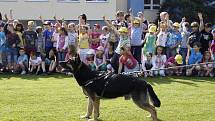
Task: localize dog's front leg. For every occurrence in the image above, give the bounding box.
[80,98,93,119]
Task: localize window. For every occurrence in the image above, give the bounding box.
[25,0,48,1]
[58,0,79,2]
[144,0,161,10]
[86,0,107,2]
[0,0,17,1]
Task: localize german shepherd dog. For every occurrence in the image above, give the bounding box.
[60,55,161,121]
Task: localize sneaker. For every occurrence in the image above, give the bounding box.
[21,71,26,75]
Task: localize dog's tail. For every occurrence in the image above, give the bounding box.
[147,84,161,107]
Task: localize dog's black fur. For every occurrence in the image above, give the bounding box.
[60,55,161,121]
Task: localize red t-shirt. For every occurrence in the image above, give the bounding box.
[119,54,137,69]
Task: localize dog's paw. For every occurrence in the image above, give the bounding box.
[87,119,98,121]
[80,115,90,119]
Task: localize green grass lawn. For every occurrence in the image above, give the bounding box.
[0,74,214,121]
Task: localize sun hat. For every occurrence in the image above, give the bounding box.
[175,54,183,65]
[118,27,128,33]
[173,22,180,28]
[149,25,157,33]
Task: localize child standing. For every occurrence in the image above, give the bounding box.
[143,25,157,55]
[130,17,144,65]
[68,23,78,47]
[56,27,69,61]
[36,26,45,54]
[95,46,107,71]
[152,46,167,76]
[0,25,6,65]
[100,26,109,48]
[90,24,101,50]
[22,21,37,54]
[156,21,168,48]
[78,25,90,64]
[5,23,20,71]
[165,22,182,59]
[14,23,24,48]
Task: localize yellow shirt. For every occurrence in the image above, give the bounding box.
[79,33,89,49]
[16,31,25,47]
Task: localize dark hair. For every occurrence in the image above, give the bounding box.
[0,12,2,20]
[80,14,87,23]
[14,23,24,32]
[82,25,89,31]
[205,23,212,28]
[19,47,25,51]
[124,14,130,21]
[60,27,68,36]
[155,46,164,55]
[68,45,77,55]
[108,41,114,50]
[146,52,153,57]
[193,42,201,48]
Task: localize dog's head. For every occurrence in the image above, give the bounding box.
[60,54,82,73]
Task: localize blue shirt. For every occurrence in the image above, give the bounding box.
[43,29,54,48]
[188,48,203,65]
[166,31,182,47]
[0,32,6,47]
[131,25,143,46]
[18,54,28,63]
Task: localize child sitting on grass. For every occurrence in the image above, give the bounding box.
[16,48,28,75]
[199,51,214,77]
[29,51,42,75]
[165,53,183,76]
[186,42,203,76]
[142,52,153,77]
[152,46,167,77]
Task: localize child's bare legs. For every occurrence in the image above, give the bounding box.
[49,61,57,72]
[41,61,46,73]
[205,68,214,77]
[36,65,41,75]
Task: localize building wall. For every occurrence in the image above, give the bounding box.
[116,0,127,12]
[144,10,159,22]
[0,0,117,20]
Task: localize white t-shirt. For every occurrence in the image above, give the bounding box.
[68,32,78,46]
[30,57,42,65]
[156,31,168,47]
[52,32,59,47]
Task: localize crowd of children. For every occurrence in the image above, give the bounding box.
[0,10,214,77]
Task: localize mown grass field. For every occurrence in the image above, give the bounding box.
[0,74,214,121]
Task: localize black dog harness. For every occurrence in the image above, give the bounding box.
[83,72,114,97]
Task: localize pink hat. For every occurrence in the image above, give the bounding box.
[97,46,104,51]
